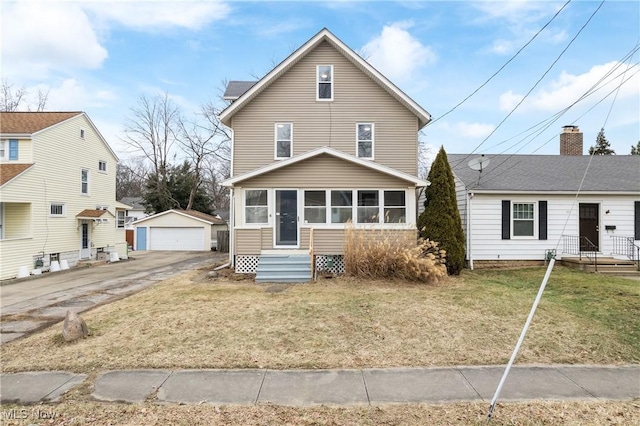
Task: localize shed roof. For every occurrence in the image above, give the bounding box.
[0,163,34,186]
[449,154,640,193]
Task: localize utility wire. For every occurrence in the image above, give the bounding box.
[428,0,572,126]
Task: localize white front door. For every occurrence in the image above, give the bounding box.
[80,222,91,259]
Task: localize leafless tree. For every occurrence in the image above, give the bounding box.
[116,160,148,200]
[0,79,49,112]
[176,99,231,210]
[121,93,181,210]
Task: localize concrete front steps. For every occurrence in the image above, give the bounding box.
[255,251,312,283]
[561,256,640,277]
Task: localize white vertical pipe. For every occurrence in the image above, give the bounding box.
[487,258,556,421]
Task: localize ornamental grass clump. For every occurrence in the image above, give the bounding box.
[343,225,447,282]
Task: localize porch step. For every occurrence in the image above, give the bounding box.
[561,256,639,276]
[255,254,312,284]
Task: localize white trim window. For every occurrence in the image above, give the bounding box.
[304,190,326,224]
[356,123,374,159]
[245,189,268,224]
[330,190,352,223]
[1,139,19,160]
[0,140,6,160]
[98,160,107,172]
[317,65,333,101]
[117,210,126,228]
[275,123,292,159]
[512,202,535,237]
[357,190,379,223]
[81,169,89,195]
[50,203,65,217]
[383,191,406,223]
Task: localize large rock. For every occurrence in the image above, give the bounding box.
[62,310,89,342]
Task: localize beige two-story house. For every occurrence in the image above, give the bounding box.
[221,28,431,281]
[0,112,128,280]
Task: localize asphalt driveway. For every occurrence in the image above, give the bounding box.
[0,251,227,344]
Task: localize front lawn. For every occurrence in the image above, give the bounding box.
[2,265,638,373]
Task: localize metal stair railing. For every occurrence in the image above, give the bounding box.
[611,235,640,271]
[561,235,599,272]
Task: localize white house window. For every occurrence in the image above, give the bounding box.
[275,123,292,159]
[357,190,379,223]
[96,205,108,210]
[80,129,85,138]
[81,169,89,194]
[384,191,406,223]
[0,140,6,160]
[50,203,65,217]
[331,190,352,223]
[117,210,126,228]
[245,190,268,224]
[513,203,535,236]
[317,65,333,101]
[357,123,374,159]
[304,191,326,224]
[98,161,107,172]
[1,139,18,160]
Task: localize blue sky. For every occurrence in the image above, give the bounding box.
[2,0,639,160]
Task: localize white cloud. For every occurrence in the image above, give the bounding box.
[500,61,640,112]
[1,2,108,79]
[46,79,117,111]
[85,1,230,31]
[360,22,436,83]
[455,122,496,139]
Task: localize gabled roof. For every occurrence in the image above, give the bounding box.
[219,28,431,128]
[223,81,257,101]
[0,111,119,161]
[134,209,226,225]
[119,197,146,211]
[223,146,429,187]
[0,112,82,134]
[449,154,640,193]
[0,163,34,187]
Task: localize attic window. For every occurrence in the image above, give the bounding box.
[80,129,85,138]
[317,65,333,101]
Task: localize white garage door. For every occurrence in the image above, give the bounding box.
[149,227,205,251]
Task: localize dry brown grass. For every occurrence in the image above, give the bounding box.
[1,400,638,425]
[1,266,638,373]
[343,226,446,282]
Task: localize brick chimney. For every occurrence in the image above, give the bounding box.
[560,125,583,155]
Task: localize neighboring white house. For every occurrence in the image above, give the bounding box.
[118,196,148,229]
[0,112,128,280]
[133,209,227,251]
[449,132,640,268]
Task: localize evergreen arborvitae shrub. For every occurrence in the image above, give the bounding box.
[417,147,466,275]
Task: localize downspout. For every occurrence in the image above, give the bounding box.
[467,191,474,270]
[228,188,235,267]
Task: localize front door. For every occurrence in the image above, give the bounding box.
[80,222,91,259]
[275,190,298,246]
[579,203,599,251]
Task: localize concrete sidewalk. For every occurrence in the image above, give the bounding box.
[1,365,638,406]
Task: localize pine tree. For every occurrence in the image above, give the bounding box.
[588,128,615,155]
[417,147,466,275]
[630,141,640,155]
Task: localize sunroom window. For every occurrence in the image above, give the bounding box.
[384,191,406,223]
[245,190,268,224]
[357,190,379,223]
[331,190,352,223]
[304,191,326,223]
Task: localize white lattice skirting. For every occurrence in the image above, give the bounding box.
[315,255,345,275]
[235,255,260,273]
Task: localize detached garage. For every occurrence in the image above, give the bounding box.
[134,209,227,251]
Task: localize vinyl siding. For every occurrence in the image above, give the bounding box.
[241,154,413,188]
[466,193,640,261]
[0,115,120,280]
[231,41,419,176]
[235,229,262,254]
[4,203,31,238]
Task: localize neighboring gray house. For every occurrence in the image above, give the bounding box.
[118,197,147,229]
[449,127,640,268]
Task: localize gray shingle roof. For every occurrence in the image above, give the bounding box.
[119,197,145,210]
[223,81,257,100]
[448,154,640,192]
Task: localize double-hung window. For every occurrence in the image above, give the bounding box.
[331,190,352,223]
[357,123,374,159]
[98,161,107,172]
[81,169,89,194]
[512,202,535,237]
[384,191,406,223]
[245,190,268,224]
[117,211,126,228]
[275,123,292,159]
[304,191,326,224]
[1,140,18,160]
[317,65,333,101]
[357,190,379,223]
